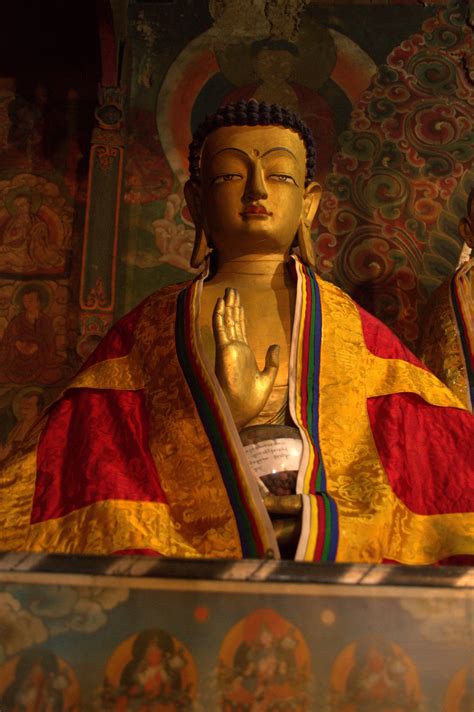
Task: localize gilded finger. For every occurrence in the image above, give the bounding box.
[223,290,237,340]
[240,304,248,343]
[233,290,243,341]
[212,297,229,345]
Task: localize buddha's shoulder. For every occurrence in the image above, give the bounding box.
[100,282,191,345]
[314,272,358,308]
[139,280,192,310]
[124,281,190,316]
[313,272,405,344]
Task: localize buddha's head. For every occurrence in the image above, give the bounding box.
[184,100,321,267]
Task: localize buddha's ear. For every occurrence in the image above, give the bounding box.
[302,181,322,225]
[297,181,322,268]
[184,180,209,269]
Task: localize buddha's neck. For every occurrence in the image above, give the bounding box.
[211,254,291,290]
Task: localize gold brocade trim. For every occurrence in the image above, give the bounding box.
[67,349,146,391]
[133,287,243,559]
[366,354,466,409]
[316,277,474,564]
[0,449,38,550]
[340,500,474,565]
[24,500,239,558]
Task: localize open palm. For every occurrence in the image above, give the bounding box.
[213,288,280,430]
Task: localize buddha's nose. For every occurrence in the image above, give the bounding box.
[243,165,268,202]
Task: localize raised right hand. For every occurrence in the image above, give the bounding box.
[213,288,280,430]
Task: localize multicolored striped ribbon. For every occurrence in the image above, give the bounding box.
[291,260,339,562]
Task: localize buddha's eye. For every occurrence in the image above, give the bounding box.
[268,174,297,185]
[212,174,243,184]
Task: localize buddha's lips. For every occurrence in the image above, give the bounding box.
[240,205,271,216]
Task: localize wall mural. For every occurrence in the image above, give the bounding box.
[0,83,86,454]
[0,275,77,451]
[0,0,99,452]
[116,0,471,353]
[0,567,471,711]
[0,174,72,277]
[315,2,473,345]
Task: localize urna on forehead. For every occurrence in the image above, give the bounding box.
[188,99,316,185]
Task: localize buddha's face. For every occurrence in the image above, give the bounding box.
[187,125,319,261]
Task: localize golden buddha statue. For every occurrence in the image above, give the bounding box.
[0,100,472,564]
[418,188,473,412]
[184,117,322,553]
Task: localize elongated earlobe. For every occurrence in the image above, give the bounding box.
[190,225,210,268]
[185,179,211,269]
[297,220,316,268]
[297,181,322,268]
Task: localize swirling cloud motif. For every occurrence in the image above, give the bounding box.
[69,598,107,634]
[0,593,47,660]
[29,585,78,619]
[315,2,473,347]
[78,586,129,611]
[399,596,468,643]
[0,584,129,656]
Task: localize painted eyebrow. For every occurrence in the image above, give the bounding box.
[212,146,297,160]
[212,147,249,159]
[262,146,297,159]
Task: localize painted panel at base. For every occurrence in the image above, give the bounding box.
[0,563,471,711]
